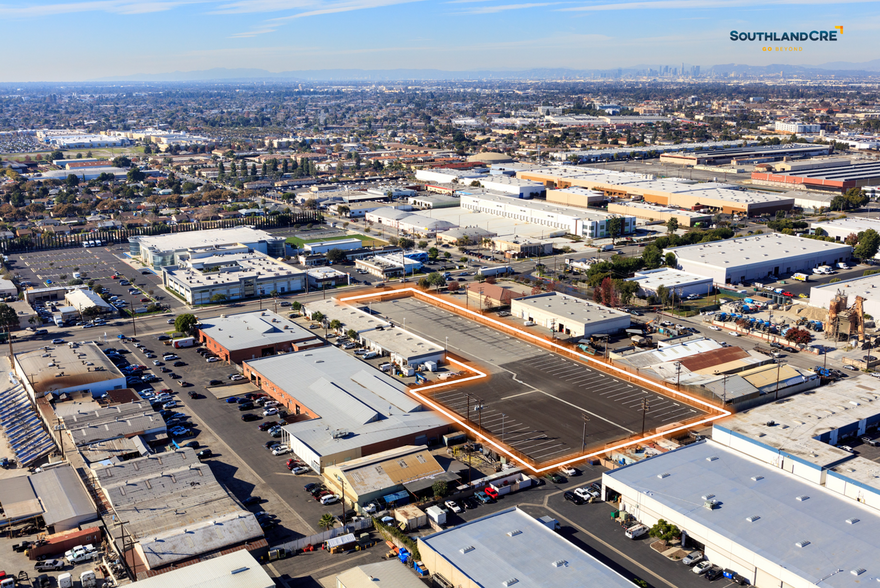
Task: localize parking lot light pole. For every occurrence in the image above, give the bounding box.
[129,298,137,337]
[640,398,650,437]
[581,414,590,453]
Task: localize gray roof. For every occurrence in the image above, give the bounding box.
[667,233,852,269]
[246,346,448,458]
[62,401,165,446]
[199,310,314,351]
[336,560,426,588]
[605,440,880,588]
[93,448,262,569]
[30,465,95,527]
[512,292,630,324]
[419,507,633,588]
[121,550,274,588]
[16,342,125,396]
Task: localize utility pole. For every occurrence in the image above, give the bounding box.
[501,413,506,444]
[640,398,651,437]
[129,298,137,337]
[581,414,590,453]
[775,359,784,400]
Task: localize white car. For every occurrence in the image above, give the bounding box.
[163,354,179,361]
[272,445,290,456]
[292,466,310,475]
[575,487,598,500]
[692,561,712,575]
[560,466,577,476]
[730,332,740,337]
[709,325,721,331]
[263,407,279,416]
[363,502,379,514]
[206,357,219,363]
[320,494,340,505]
[445,499,462,513]
[230,374,245,381]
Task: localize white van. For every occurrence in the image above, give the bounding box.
[625,523,649,539]
[57,573,73,588]
[363,351,379,360]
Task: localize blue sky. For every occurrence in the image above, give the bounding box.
[0,0,877,81]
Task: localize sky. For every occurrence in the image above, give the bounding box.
[0,0,878,81]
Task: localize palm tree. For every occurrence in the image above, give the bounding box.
[319,513,336,531]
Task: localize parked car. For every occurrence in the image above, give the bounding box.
[197,449,213,460]
[272,445,290,456]
[475,491,494,504]
[862,436,880,447]
[320,494,340,505]
[484,486,499,500]
[564,491,585,505]
[682,551,704,566]
[693,561,713,575]
[34,559,65,572]
[560,466,577,476]
[704,566,723,581]
[445,499,463,513]
[209,379,223,386]
[259,421,279,431]
[263,407,279,416]
[241,413,260,421]
[243,496,262,505]
[545,473,567,484]
[292,466,310,475]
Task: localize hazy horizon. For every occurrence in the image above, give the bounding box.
[0,0,878,82]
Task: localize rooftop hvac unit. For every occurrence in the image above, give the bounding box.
[703,499,719,510]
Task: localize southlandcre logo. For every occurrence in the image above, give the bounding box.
[731,26,842,42]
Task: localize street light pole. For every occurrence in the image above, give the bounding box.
[129,297,137,337]
[640,398,650,436]
[581,414,590,453]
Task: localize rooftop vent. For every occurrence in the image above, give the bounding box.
[460,546,475,554]
[703,499,719,510]
[795,540,810,548]
[746,515,760,523]
[851,568,866,576]
[507,530,522,537]
[701,494,715,500]
[796,495,809,502]
[551,560,568,568]
[502,580,519,587]
[657,473,670,479]
[706,456,718,462]
[846,518,860,525]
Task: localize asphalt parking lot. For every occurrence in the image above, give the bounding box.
[369,298,707,465]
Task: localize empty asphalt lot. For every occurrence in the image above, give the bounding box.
[371,298,707,464]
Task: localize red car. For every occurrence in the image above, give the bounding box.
[484,486,499,500]
[781,291,793,297]
[141,297,151,303]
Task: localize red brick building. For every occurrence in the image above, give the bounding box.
[198,310,323,364]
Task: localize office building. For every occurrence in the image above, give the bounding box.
[198,310,322,363]
[129,227,286,269]
[511,292,631,338]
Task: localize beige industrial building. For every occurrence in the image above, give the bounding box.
[607,201,713,227]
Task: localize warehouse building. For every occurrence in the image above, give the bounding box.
[321,445,456,512]
[61,401,166,447]
[242,346,451,472]
[478,176,546,198]
[64,288,113,315]
[414,168,487,184]
[810,273,880,319]
[712,377,880,510]
[199,310,322,363]
[810,216,880,241]
[130,226,286,268]
[162,250,305,305]
[511,292,631,338]
[607,201,713,228]
[129,550,274,588]
[365,208,456,235]
[521,166,794,216]
[0,463,97,533]
[658,143,832,166]
[627,268,714,298]
[665,233,852,285]
[355,254,422,279]
[545,186,607,207]
[303,299,445,367]
[93,448,264,572]
[418,507,634,588]
[302,238,364,254]
[603,439,880,588]
[460,192,636,239]
[752,160,880,194]
[14,343,126,400]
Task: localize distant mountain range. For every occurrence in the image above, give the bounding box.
[92,60,880,82]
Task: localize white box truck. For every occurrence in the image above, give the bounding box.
[172,337,195,348]
[477,265,513,277]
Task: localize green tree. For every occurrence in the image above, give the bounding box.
[319,513,336,530]
[648,519,681,542]
[398,237,415,249]
[642,245,662,269]
[616,280,640,306]
[175,313,199,334]
[426,272,447,291]
[66,174,80,188]
[325,248,346,264]
[329,319,342,331]
[606,216,623,244]
[432,481,448,498]
[657,284,671,308]
[311,311,325,322]
[112,156,132,168]
[346,328,358,340]
[0,303,19,333]
[210,293,228,303]
[291,301,302,313]
[854,229,880,261]
[427,247,439,261]
[127,167,145,182]
[665,252,678,267]
[666,217,679,235]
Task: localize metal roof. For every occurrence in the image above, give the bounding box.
[199,310,314,351]
[30,465,95,527]
[419,507,633,588]
[125,550,274,588]
[667,233,851,269]
[605,440,880,588]
[336,560,426,588]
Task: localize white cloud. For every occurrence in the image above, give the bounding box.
[0,0,205,17]
[458,2,560,14]
[561,0,877,12]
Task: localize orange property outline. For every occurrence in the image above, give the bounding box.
[338,286,731,474]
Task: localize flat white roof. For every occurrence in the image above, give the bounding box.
[462,191,629,223]
[513,292,630,324]
[133,226,278,252]
[125,551,273,588]
[811,217,880,235]
[420,507,633,588]
[668,233,851,268]
[165,251,303,288]
[199,310,313,351]
[611,200,711,218]
[628,268,714,291]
